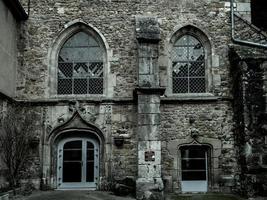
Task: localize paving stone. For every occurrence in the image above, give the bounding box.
[15,191,135,200]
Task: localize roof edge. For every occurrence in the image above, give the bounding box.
[0,91,15,103]
[3,0,28,21]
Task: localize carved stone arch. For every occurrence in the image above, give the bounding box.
[47,20,111,98]
[168,24,214,51]
[42,111,105,189]
[165,24,213,96]
[47,111,105,143]
[177,139,212,151]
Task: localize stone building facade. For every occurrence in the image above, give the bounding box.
[0,0,267,199]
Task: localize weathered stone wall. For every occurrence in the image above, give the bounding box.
[160,102,233,141]
[35,102,137,189]
[5,0,267,197]
[16,0,233,99]
[14,0,243,195]
[111,104,137,180]
[230,48,267,197]
[0,101,137,189]
[234,14,267,45]
[160,101,237,192]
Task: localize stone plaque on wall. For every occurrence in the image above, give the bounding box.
[145,151,155,162]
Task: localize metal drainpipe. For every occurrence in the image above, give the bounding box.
[230,0,267,49]
[28,0,30,17]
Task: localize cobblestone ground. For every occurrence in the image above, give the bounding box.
[15,190,135,200]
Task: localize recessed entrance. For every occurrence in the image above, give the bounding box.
[180,145,210,192]
[57,137,99,189]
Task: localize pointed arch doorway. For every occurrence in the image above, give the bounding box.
[57,136,99,189]
[180,145,211,192]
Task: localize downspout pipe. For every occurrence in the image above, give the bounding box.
[230,0,267,49]
[28,0,30,17]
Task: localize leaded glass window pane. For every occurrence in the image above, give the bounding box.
[172,35,206,93]
[58,32,104,95]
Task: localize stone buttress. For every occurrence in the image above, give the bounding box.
[135,16,165,200]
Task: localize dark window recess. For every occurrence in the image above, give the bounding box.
[182,171,206,181]
[180,145,209,181]
[86,142,95,182]
[64,150,82,160]
[63,162,82,182]
[262,154,267,165]
[63,141,82,182]
[86,161,94,182]
[182,159,206,170]
[251,0,267,30]
[64,141,82,149]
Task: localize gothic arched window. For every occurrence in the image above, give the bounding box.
[57,31,104,95]
[171,34,206,93]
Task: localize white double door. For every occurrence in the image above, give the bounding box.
[57,137,99,189]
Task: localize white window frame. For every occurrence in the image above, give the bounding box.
[57,137,99,189]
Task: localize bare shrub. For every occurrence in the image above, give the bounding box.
[0,104,35,189]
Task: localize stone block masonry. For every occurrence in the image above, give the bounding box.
[136,16,165,200]
[1,0,258,197]
[16,0,232,100]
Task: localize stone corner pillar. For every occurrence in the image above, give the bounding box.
[135,16,165,200]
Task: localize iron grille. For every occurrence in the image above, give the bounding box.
[57,32,104,95]
[58,62,103,95]
[172,35,206,93]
